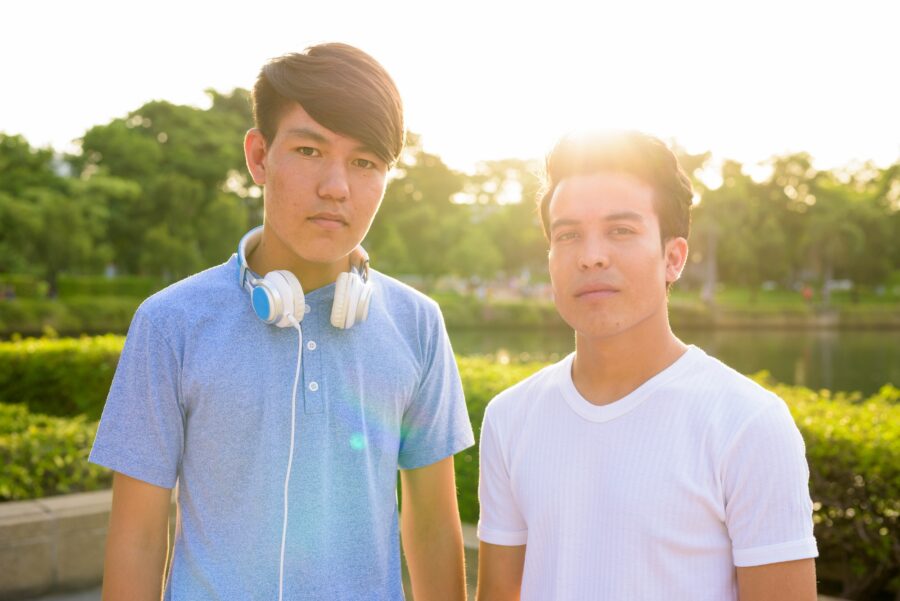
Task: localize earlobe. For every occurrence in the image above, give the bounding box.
[244,128,268,186]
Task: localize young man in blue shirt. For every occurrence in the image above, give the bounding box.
[91,43,474,600]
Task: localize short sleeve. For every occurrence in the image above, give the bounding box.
[397,308,474,470]
[477,408,527,546]
[89,308,185,489]
[722,399,818,566]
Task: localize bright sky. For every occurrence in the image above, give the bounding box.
[2,0,898,177]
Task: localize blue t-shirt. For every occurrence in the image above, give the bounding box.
[90,254,474,600]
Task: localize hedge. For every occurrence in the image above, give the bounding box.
[0,297,140,337]
[57,275,163,299]
[1,338,897,598]
[0,335,124,419]
[0,403,110,501]
[0,274,48,299]
[768,380,900,599]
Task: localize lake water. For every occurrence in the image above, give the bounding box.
[448,328,899,396]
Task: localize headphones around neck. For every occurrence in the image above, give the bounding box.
[237,226,373,329]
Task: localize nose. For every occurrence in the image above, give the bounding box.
[577,236,610,270]
[317,160,350,201]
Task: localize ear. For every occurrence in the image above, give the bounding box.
[244,128,268,186]
[664,236,689,285]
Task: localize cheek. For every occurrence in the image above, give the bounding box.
[353,175,386,206]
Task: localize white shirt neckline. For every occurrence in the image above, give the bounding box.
[557,345,703,423]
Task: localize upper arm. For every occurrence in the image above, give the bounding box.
[397,305,474,470]
[399,455,459,518]
[477,411,527,546]
[476,541,526,601]
[724,401,817,566]
[108,472,172,544]
[736,558,817,601]
[90,309,184,488]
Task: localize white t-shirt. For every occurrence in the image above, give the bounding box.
[478,346,818,601]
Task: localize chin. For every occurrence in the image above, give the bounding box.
[290,241,353,265]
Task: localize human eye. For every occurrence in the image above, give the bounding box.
[295,146,321,157]
[554,230,579,243]
[610,226,636,236]
[352,157,379,169]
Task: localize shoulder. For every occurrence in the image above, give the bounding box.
[367,270,447,348]
[670,347,798,454]
[369,270,442,318]
[131,258,239,336]
[484,356,569,430]
[675,347,785,419]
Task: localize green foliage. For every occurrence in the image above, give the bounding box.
[0,297,140,337]
[455,358,545,523]
[432,293,565,329]
[0,274,47,298]
[0,335,124,419]
[57,275,163,298]
[69,90,253,279]
[773,382,900,598]
[0,133,65,196]
[366,134,467,277]
[689,155,900,308]
[0,404,110,501]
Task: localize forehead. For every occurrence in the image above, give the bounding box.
[273,103,364,148]
[550,172,656,219]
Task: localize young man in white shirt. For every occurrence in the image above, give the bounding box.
[476,131,818,600]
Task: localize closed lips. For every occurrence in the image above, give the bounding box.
[575,284,619,297]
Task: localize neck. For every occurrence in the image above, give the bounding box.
[571,306,687,406]
[246,229,349,292]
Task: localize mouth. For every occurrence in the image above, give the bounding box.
[308,212,348,230]
[574,284,620,299]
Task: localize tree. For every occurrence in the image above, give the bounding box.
[467,159,547,279]
[693,160,788,302]
[72,90,256,277]
[365,133,467,278]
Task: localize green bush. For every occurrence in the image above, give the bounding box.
[0,274,48,298]
[433,293,566,329]
[773,382,900,599]
[57,275,163,299]
[0,297,140,337]
[0,335,124,419]
[455,357,545,524]
[0,403,110,501]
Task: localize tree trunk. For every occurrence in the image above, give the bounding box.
[701,227,717,308]
[822,258,833,308]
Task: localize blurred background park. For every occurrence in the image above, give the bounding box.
[0,0,897,599]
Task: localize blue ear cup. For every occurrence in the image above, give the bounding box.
[251,270,305,328]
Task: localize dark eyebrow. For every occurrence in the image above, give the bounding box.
[549,211,644,233]
[549,218,579,233]
[604,211,644,223]
[284,127,379,158]
[283,127,329,143]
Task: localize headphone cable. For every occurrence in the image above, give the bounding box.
[279,317,303,601]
